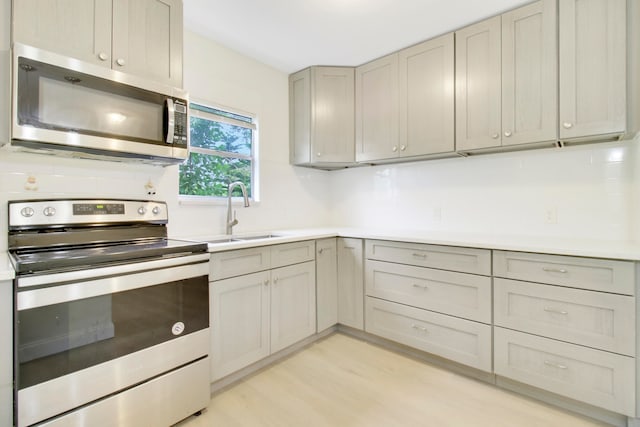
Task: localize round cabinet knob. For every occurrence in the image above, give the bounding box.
[316,152,322,157]
[43,207,56,217]
[263,280,269,286]
[400,145,406,151]
[562,122,573,129]
[491,133,500,139]
[152,206,160,215]
[504,131,512,137]
[137,206,147,215]
[392,146,398,152]
[98,52,108,61]
[318,248,324,254]
[20,207,35,218]
[115,58,126,66]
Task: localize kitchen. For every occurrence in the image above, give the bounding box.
[1,0,640,426]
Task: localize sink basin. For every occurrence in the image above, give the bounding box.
[234,234,279,241]
[204,234,281,245]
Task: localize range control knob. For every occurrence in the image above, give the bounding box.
[152,206,161,215]
[137,206,147,215]
[43,207,56,217]
[20,207,35,218]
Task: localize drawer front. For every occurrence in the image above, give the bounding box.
[365,297,492,371]
[210,247,271,280]
[494,278,635,356]
[365,260,492,323]
[494,328,635,416]
[271,240,315,269]
[493,251,634,295]
[366,240,491,275]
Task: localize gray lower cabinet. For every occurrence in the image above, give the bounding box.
[493,250,637,417]
[363,240,493,371]
[316,238,338,332]
[1,279,12,427]
[337,238,364,330]
[209,241,316,381]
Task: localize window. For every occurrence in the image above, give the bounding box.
[179,103,257,200]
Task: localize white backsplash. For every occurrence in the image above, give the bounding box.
[328,138,638,242]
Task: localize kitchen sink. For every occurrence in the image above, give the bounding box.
[205,234,281,245]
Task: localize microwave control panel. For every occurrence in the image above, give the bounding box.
[173,99,188,147]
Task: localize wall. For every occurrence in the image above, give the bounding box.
[328,139,638,242]
[167,31,331,239]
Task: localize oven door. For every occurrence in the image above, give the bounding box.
[15,254,209,427]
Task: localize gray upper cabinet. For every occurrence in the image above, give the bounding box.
[289,66,355,167]
[12,0,183,87]
[355,53,400,162]
[456,0,557,152]
[559,0,627,141]
[399,33,455,157]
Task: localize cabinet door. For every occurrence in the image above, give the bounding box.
[270,261,316,353]
[501,0,557,146]
[289,68,312,165]
[112,0,183,87]
[355,53,399,162]
[210,271,270,381]
[559,0,626,140]
[455,16,502,151]
[337,238,364,330]
[312,67,355,163]
[12,0,112,66]
[316,238,338,332]
[399,33,454,156]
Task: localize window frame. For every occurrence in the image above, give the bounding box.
[178,101,259,205]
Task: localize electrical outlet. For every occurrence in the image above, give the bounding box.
[544,207,557,224]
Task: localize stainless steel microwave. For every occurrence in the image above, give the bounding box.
[11,44,189,164]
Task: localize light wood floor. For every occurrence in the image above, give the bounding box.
[178,333,608,427]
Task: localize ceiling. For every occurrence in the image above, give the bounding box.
[183,0,531,74]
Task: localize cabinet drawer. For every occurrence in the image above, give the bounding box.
[365,297,492,372]
[493,251,634,295]
[210,247,271,280]
[365,260,492,323]
[494,327,635,416]
[271,240,315,269]
[494,278,635,356]
[366,240,491,275]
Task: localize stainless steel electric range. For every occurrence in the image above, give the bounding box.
[8,199,210,427]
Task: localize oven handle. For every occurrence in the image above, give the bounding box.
[17,260,209,311]
[16,253,210,289]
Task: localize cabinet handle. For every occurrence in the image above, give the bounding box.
[98,52,108,61]
[343,246,356,250]
[263,280,269,286]
[542,267,568,274]
[318,248,324,254]
[115,58,126,66]
[543,307,568,315]
[412,283,428,290]
[544,360,568,370]
[400,145,406,151]
[273,277,278,284]
[491,133,500,139]
[562,122,573,129]
[392,146,398,152]
[316,152,322,157]
[412,252,427,259]
[411,324,428,332]
[504,131,512,137]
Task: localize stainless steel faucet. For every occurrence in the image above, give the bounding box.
[226,181,250,235]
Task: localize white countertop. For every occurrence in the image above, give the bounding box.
[0,253,15,281]
[193,228,640,261]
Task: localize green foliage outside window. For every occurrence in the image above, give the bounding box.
[179,104,255,198]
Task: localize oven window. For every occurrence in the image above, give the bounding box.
[16,275,208,389]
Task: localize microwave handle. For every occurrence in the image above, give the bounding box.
[165,98,175,144]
